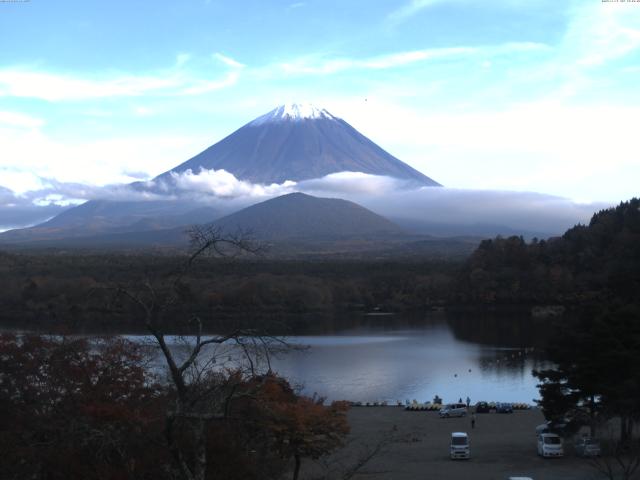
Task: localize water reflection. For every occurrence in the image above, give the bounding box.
[267,314,550,403]
[5,312,551,404]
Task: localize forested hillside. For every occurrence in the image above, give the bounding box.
[455,198,640,306]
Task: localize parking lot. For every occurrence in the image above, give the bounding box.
[300,407,600,480]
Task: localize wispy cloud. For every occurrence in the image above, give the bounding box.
[0,58,243,101]
[566,2,640,67]
[0,69,179,101]
[213,52,246,69]
[179,71,240,95]
[278,41,548,75]
[0,168,605,235]
[387,0,446,26]
[280,47,473,75]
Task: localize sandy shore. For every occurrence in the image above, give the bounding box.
[299,407,600,480]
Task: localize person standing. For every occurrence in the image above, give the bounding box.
[466,396,470,407]
[471,412,476,429]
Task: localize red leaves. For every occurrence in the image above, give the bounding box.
[0,334,165,479]
[248,374,350,459]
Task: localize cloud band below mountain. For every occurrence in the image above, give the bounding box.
[0,169,606,237]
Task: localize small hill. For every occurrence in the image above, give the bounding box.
[211,192,404,240]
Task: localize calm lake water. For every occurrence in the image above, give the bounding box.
[130,312,552,405]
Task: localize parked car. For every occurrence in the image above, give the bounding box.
[574,436,601,457]
[537,433,564,457]
[496,402,513,413]
[450,432,470,459]
[475,401,491,413]
[439,403,467,418]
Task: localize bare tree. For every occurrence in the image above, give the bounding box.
[112,226,281,480]
[589,433,640,480]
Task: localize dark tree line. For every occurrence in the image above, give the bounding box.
[455,198,640,306]
[526,200,640,454]
[0,252,460,333]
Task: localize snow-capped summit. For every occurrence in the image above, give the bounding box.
[249,103,337,125]
[153,103,440,186]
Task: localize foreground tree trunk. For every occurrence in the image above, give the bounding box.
[292,454,301,480]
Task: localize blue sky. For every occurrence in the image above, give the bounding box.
[0,0,639,228]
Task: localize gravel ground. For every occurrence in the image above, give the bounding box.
[299,407,602,480]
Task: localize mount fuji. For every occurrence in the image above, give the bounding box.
[155,103,439,186]
[0,103,441,247]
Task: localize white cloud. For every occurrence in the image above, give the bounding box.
[280,47,474,75]
[0,69,179,101]
[566,2,640,67]
[0,111,45,129]
[165,169,413,200]
[32,194,84,207]
[319,98,640,203]
[356,186,604,235]
[278,42,548,76]
[180,71,240,95]
[0,59,243,101]
[169,168,295,198]
[387,0,446,26]
[0,125,208,189]
[0,169,48,195]
[213,53,246,69]
[298,172,409,195]
[0,167,606,236]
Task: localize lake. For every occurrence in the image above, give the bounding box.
[134,312,552,405]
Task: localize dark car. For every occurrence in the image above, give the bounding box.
[496,402,513,413]
[574,436,601,457]
[475,401,491,413]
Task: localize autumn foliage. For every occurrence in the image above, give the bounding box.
[0,334,165,479]
[0,334,350,480]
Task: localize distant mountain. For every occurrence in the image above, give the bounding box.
[210,192,404,240]
[0,200,220,243]
[156,103,440,186]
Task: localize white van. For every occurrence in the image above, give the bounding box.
[537,433,563,457]
[440,403,467,418]
[450,432,470,459]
